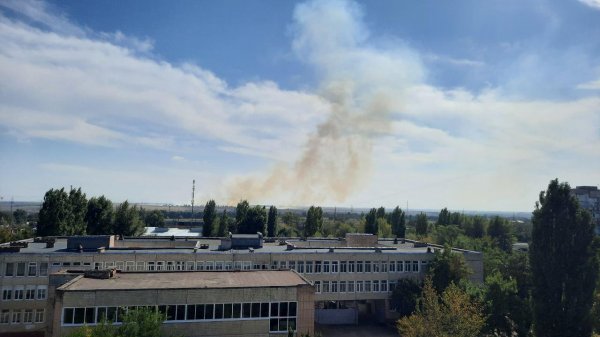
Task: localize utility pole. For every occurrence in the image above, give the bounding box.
[191,180,195,226]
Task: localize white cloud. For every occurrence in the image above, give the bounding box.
[578,0,600,10]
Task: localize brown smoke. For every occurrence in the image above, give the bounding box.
[226,80,393,206]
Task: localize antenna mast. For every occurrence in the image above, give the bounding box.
[191,180,195,225]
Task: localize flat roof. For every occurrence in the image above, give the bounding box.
[57,270,310,291]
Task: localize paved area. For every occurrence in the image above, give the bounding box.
[316,323,398,337]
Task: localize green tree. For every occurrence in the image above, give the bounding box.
[437,207,451,226]
[415,212,428,237]
[434,225,462,246]
[376,218,392,238]
[427,246,471,293]
[304,206,323,237]
[202,200,217,237]
[114,201,144,236]
[390,206,406,238]
[530,179,598,337]
[488,216,514,252]
[145,210,165,228]
[239,206,266,234]
[464,215,485,238]
[391,278,422,317]
[483,272,527,337]
[376,206,386,219]
[68,187,88,235]
[364,208,377,234]
[12,209,27,225]
[37,188,71,236]
[234,200,250,233]
[215,209,229,237]
[86,196,114,235]
[397,278,485,337]
[267,205,278,237]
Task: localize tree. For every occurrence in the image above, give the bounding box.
[304,206,323,237]
[145,210,165,228]
[530,179,598,337]
[397,278,485,337]
[216,209,229,237]
[415,212,428,237]
[434,225,462,246]
[376,206,386,219]
[239,206,267,234]
[202,200,217,237]
[267,206,278,237]
[391,278,422,317]
[390,206,406,238]
[12,209,27,225]
[86,196,114,235]
[464,215,485,238]
[234,200,250,233]
[376,218,392,238]
[427,246,471,293]
[488,216,514,252]
[364,208,377,234]
[68,187,88,235]
[37,188,71,236]
[436,207,451,226]
[114,201,144,236]
[484,272,525,337]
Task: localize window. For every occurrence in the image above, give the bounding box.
[24,310,33,323]
[269,302,297,333]
[331,281,338,293]
[37,286,47,300]
[186,261,195,271]
[35,309,44,323]
[196,262,205,271]
[12,310,21,324]
[389,280,397,292]
[297,261,305,273]
[314,281,321,293]
[2,287,11,300]
[288,261,296,271]
[125,261,135,271]
[364,261,371,273]
[176,262,185,271]
[340,261,347,273]
[205,261,214,271]
[348,260,355,273]
[135,262,145,271]
[214,304,223,319]
[315,261,322,273]
[389,261,396,272]
[147,262,155,271]
[356,261,363,273]
[373,261,380,273]
[412,261,419,272]
[156,261,164,271]
[25,286,35,300]
[176,305,185,321]
[339,281,346,293]
[331,261,339,273]
[215,262,224,271]
[5,262,14,276]
[381,262,388,273]
[14,287,24,300]
[224,303,232,319]
[63,308,74,324]
[305,261,313,274]
[1,310,9,324]
[381,280,388,292]
[398,261,404,272]
[104,262,114,269]
[373,280,380,292]
[39,262,48,276]
[27,262,37,276]
[94,262,103,270]
[322,261,330,273]
[16,262,25,276]
[116,261,124,270]
[167,261,176,271]
[322,281,330,293]
[364,280,372,292]
[356,281,364,292]
[347,280,355,293]
[205,304,214,319]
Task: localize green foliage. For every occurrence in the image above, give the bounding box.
[434,225,462,246]
[64,308,163,337]
[530,179,598,337]
[364,208,377,234]
[0,225,34,243]
[397,278,485,337]
[483,272,531,337]
[234,200,250,233]
[464,215,485,238]
[238,206,267,234]
[267,206,278,237]
[215,209,229,237]
[390,206,406,238]
[427,246,471,293]
[304,206,323,237]
[86,196,114,235]
[376,218,392,238]
[391,278,422,317]
[114,201,144,236]
[145,210,165,228]
[38,187,87,236]
[376,206,386,219]
[202,200,217,237]
[437,207,451,226]
[488,216,514,252]
[415,212,428,237]
[12,209,27,225]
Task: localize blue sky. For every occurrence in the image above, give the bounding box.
[0,0,599,211]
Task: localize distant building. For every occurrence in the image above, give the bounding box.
[0,234,483,336]
[571,186,600,234]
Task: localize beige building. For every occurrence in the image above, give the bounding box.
[51,270,314,337]
[0,234,483,336]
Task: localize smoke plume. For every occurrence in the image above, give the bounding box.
[225,0,422,205]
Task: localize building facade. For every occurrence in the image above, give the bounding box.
[571,186,600,234]
[0,234,483,336]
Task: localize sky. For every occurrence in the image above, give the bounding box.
[0,0,599,212]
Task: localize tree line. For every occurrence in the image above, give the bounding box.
[36,187,166,237]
